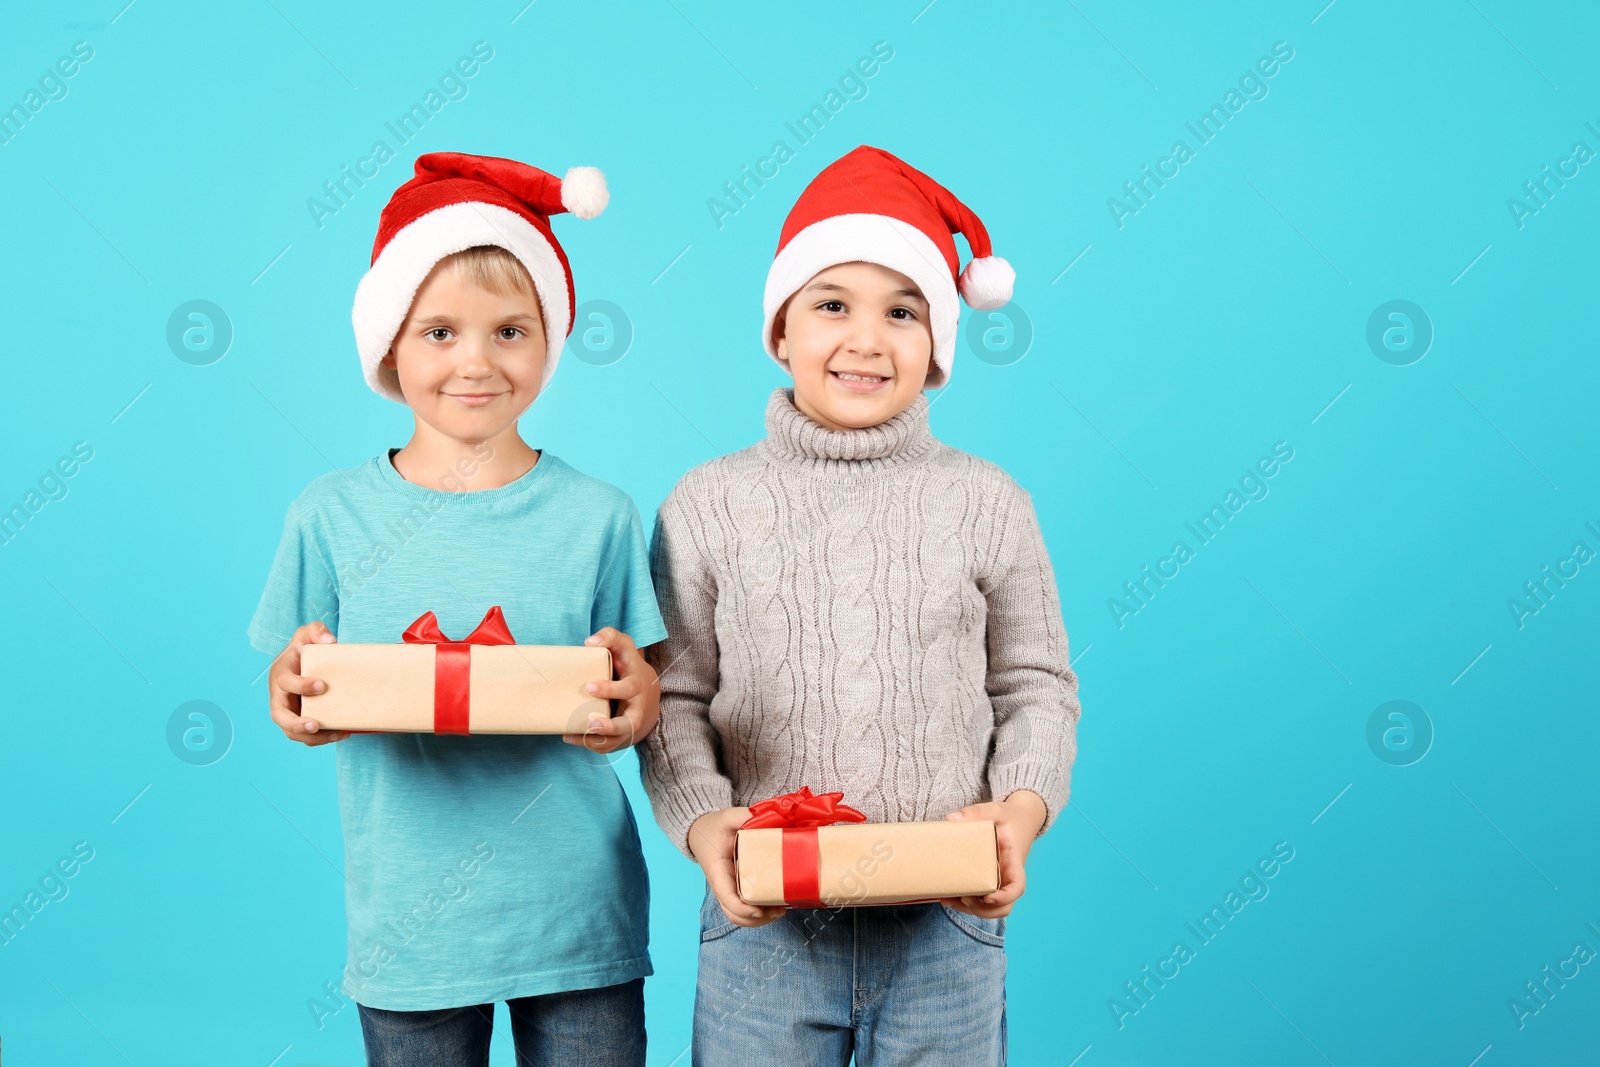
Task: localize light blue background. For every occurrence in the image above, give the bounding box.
[1,1,1595,1064]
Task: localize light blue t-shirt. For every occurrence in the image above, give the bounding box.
[247,449,668,1011]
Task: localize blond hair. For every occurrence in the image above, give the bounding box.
[439,245,540,309]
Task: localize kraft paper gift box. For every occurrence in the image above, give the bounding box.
[299,606,612,735]
[734,788,1000,908]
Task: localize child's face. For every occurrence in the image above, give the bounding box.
[380,260,546,444]
[775,261,935,432]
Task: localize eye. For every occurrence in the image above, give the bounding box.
[498,326,525,341]
[817,299,846,314]
[888,306,918,322]
[425,327,453,342]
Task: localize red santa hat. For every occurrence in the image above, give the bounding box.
[762,145,1013,390]
[352,151,608,404]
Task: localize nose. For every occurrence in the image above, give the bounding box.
[842,310,889,360]
[452,336,495,379]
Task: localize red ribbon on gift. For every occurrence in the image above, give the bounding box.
[401,605,516,734]
[740,787,867,908]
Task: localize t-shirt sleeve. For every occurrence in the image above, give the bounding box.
[592,499,669,648]
[246,499,340,656]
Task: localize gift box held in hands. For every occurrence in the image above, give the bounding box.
[734,788,1000,908]
[300,606,612,735]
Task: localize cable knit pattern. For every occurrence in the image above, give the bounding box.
[639,387,1081,859]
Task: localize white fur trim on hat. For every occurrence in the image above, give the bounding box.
[352,202,571,404]
[761,213,960,390]
[958,255,1014,311]
[560,166,609,220]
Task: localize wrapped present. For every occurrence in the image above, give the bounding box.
[299,606,612,735]
[734,787,1000,908]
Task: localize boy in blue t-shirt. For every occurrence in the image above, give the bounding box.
[248,152,664,1066]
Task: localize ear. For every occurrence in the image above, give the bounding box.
[380,346,395,369]
[772,309,789,364]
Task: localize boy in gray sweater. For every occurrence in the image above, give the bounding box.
[639,146,1081,1065]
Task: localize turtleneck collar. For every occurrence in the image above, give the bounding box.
[757,387,937,474]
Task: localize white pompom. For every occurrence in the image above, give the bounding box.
[561,166,609,219]
[958,255,1015,310]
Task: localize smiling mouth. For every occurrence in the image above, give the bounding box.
[830,370,891,392]
[445,392,506,405]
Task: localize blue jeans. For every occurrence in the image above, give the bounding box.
[357,977,645,1066]
[693,887,1007,1065]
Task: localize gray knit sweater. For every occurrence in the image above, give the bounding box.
[638,387,1081,859]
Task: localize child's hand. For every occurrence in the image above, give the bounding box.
[268,622,349,747]
[688,806,788,928]
[563,627,658,755]
[941,789,1048,919]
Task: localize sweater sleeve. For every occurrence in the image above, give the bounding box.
[638,485,735,860]
[982,480,1081,837]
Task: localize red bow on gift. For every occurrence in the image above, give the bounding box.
[740,788,867,909]
[740,787,866,830]
[401,606,516,734]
